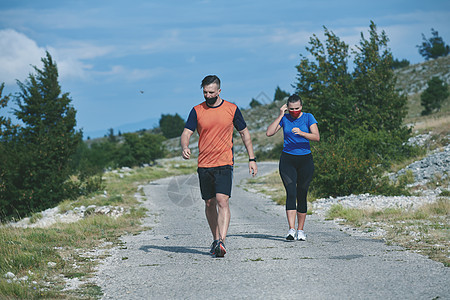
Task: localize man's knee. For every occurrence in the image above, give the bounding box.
[215,193,229,207]
[205,197,216,209]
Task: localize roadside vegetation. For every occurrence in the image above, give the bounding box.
[326,198,449,267]
[0,159,196,299]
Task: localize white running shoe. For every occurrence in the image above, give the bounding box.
[296,230,306,241]
[286,228,296,240]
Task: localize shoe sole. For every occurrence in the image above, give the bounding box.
[286,235,295,241]
[215,244,226,258]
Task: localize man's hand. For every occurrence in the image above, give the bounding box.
[249,161,257,177]
[180,128,194,159]
[182,147,191,159]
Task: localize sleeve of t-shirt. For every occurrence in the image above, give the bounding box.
[184,108,197,131]
[308,113,318,127]
[279,115,287,128]
[233,107,247,131]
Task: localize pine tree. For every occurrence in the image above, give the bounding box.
[421,77,449,115]
[12,52,82,216]
[352,21,408,133]
[295,22,410,145]
[0,83,20,219]
[273,86,289,101]
[417,28,450,60]
[295,26,354,138]
[249,98,262,108]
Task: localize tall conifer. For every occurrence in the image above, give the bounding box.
[12,52,82,215]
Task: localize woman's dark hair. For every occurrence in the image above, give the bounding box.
[201,75,221,88]
[287,94,302,106]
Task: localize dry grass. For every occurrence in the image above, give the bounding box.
[412,114,450,133]
[326,198,450,266]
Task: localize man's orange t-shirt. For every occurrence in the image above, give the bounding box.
[185,100,247,168]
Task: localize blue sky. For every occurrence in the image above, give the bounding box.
[1,0,449,138]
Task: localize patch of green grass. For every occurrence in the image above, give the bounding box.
[396,170,415,186]
[250,257,264,261]
[29,212,43,224]
[440,190,450,197]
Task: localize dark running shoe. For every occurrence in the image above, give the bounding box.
[214,241,227,258]
[210,240,219,255]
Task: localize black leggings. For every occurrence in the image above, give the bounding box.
[279,152,314,213]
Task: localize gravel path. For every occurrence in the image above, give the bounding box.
[94,162,449,299]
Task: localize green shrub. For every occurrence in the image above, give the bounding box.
[420,76,449,115]
[310,133,410,198]
[311,137,378,197]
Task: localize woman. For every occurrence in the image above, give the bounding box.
[266,94,320,241]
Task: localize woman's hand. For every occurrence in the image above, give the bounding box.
[292,127,303,136]
[292,124,321,142]
[266,104,287,137]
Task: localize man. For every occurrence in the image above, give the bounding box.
[181,75,257,257]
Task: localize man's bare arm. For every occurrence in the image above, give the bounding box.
[181,128,194,159]
[239,127,258,176]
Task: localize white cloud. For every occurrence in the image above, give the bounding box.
[47,42,113,81]
[0,29,46,84]
[0,29,114,85]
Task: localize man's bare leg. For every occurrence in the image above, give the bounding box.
[216,193,230,242]
[205,197,219,240]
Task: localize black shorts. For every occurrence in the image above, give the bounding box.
[197,165,233,200]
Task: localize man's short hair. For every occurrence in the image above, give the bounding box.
[201,75,221,89]
[287,94,302,106]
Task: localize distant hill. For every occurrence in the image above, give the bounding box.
[83,117,160,140]
[395,55,450,95]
